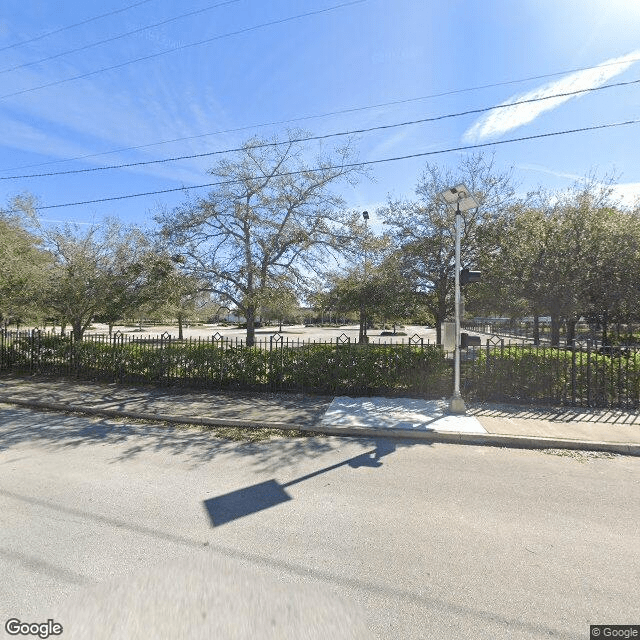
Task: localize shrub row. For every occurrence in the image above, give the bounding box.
[1,335,450,397]
[465,345,640,407]
[4,335,640,407]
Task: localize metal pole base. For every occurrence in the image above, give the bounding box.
[448,393,467,415]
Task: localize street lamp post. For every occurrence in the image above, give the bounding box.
[438,185,479,414]
[359,211,369,344]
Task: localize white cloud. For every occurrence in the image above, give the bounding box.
[610,182,640,207]
[514,163,583,182]
[464,50,640,142]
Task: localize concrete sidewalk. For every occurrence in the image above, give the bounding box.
[0,376,639,456]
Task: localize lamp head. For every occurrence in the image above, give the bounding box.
[439,184,479,212]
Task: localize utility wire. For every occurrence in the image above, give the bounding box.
[2,77,638,181]
[0,0,156,53]
[0,0,240,75]
[0,0,367,101]
[2,55,639,174]
[0,79,640,180]
[8,119,638,212]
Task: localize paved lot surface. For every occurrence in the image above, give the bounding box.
[83,322,439,344]
[1,406,639,639]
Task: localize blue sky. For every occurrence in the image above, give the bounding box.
[1,0,639,228]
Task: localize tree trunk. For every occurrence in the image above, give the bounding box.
[533,315,540,345]
[178,313,184,340]
[358,307,367,344]
[550,314,561,346]
[72,320,84,341]
[246,305,256,347]
[566,317,577,347]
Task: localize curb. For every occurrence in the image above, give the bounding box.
[0,396,297,431]
[1,395,638,457]
[298,424,640,456]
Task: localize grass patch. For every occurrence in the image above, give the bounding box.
[540,448,618,462]
[103,414,317,442]
[171,423,316,442]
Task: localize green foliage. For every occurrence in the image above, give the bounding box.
[0,211,52,321]
[268,343,448,394]
[609,333,640,346]
[467,346,640,406]
[6,334,73,369]
[2,334,449,397]
[379,153,517,343]
[7,333,640,408]
[477,180,640,344]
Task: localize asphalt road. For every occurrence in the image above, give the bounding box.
[1,406,638,639]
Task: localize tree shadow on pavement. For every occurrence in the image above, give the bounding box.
[0,406,337,470]
[0,377,332,426]
[0,406,420,474]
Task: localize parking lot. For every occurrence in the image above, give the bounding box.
[85,323,439,345]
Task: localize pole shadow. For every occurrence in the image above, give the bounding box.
[203,439,398,527]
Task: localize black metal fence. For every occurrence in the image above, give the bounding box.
[463,320,640,347]
[462,339,640,409]
[2,330,640,408]
[0,330,450,399]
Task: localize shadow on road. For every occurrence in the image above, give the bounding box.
[203,439,401,526]
[0,405,338,471]
[0,406,422,479]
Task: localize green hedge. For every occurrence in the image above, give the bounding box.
[1,335,449,397]
[466,346,640,406]
[269,343,449,395]
[7,334,640,407]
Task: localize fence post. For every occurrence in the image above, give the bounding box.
[570,344,577,406]
[269,332,283,391]
[160,332,171,385]
[336,333,350,396]
[29,329,36,375]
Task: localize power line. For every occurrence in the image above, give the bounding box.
[9,118,638,212]
[3,55,639,174]
[0,0,367,102]
[0,0,156,53]
[0,0,240,76]
[3,77,639,181]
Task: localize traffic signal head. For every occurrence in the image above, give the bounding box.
[460,268,481,285]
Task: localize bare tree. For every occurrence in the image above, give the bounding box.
[155,131,364,346]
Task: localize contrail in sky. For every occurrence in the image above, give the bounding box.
[464,50,640,142]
